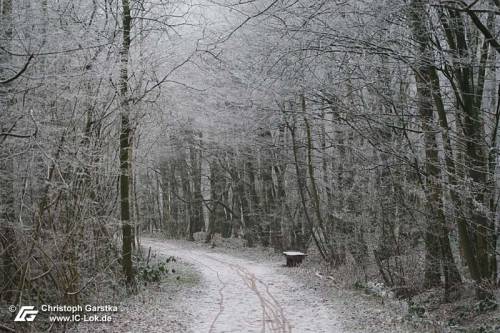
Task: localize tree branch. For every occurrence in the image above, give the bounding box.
[0,54,33,85]
[435,1,500,54]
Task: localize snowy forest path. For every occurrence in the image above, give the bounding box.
[142,238,341,333]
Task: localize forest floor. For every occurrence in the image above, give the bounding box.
[68,248,198,333]
[119,237,421,332]
[188,237,500,333]
[71,236,498,333]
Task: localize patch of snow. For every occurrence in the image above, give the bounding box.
[283,251,306,256]
[143,238,341,332]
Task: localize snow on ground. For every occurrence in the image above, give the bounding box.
[72,237,423,332]
[140,238,420,333]
[143,238,342,333]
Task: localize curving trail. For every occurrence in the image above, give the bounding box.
[142,238,340,333]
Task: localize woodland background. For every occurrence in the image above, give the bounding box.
[0,0,499,330]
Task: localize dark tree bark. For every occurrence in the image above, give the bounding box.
[438,5,497,300]
[409,0,462,296]
[206,158,228,241]
[119,0,134,287]
[190,139,204,235]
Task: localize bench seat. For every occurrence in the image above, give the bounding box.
[283,251,307,267]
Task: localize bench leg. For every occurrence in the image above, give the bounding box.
[286,256,305,267]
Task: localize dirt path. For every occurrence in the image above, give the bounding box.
[142,238,341,333]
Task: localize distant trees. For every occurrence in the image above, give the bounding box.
[137,0,499,301]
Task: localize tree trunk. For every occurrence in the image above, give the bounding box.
[119,0,134,288]
[179,153,193,240]
[190,142,204,235]
[439,7,496,300]
[290,97,326,260]
[409,0,462,295]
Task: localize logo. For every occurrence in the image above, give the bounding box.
[14,306,38,321]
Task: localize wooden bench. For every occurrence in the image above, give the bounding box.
[283,251,307,267]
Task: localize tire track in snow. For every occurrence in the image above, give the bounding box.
[205,254,291,333]
[209,272,227,333]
